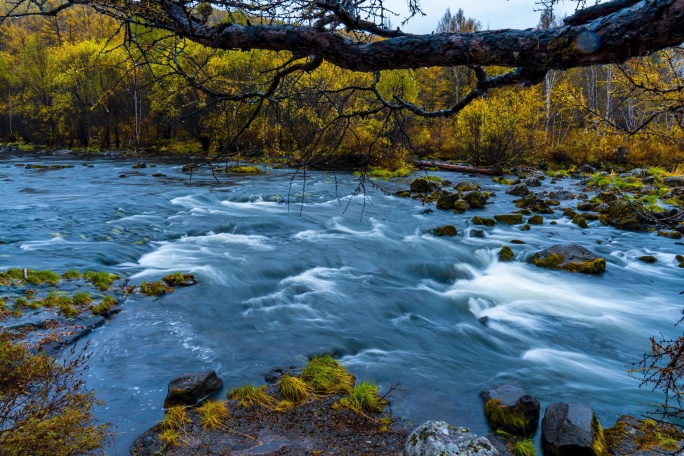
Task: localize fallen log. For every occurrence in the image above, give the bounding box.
[412,160,502,175]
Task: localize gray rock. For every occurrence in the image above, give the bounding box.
[542,402,605,456]
[264,366,303,384]
[524,177,542,187]
[404,421,499,456]
[506,184,531,196]
[481,381,540,436]
[579,164,596,173]
[163,371,223,408]
[606,415,684,455]
[664,176,684,187]
[411,178,441,193]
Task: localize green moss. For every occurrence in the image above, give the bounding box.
[396,191,411,198]
[499,246,514,262]
[336,380,387,415]
[453,201,467,212]
[301,355,355,395]
[13,297,29,310]
[41,291,72,308]
[435,225,457,237]
[162,272,194,287]
[531,253,565,269]
[563,258,606,274]
[658,231,683,240]
[83,271,120,291]
[62,269,82,280]
[227,384,275,407]
[528,215,543,225]
[573,215,589,229]
[592,416,608,456]
[484,398,529,436]
[472,216,496,226]
[140,281,172,296]
[364,167,412,180]
[494,214,524,225]
[225,165,263,174]
[72,292,92,307]
[91,296,117,315]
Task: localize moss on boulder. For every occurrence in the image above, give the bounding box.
[435,225,458,237]
[464,191,489,209]
[472,216,496,226]
[494,214,524,225]
[528,215,544,225]
[531,244,606,274]
[499,246,514,262]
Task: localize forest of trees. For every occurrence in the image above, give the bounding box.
[0,3,682,169]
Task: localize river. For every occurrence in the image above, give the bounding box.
[1,152,682,453]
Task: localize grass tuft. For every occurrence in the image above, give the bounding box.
[140,281,172,296]
[301,355,355,395]
[83,271,120,291]
[337,380,387,415]
[72,292,92,307]
[197,400,228,429]
[227,384,275,408]
[91,296,117,315]
[62,269,82,280]
[277,375,308,404]
[513,438,537,456]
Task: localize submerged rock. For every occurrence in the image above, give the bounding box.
[163,371,223,408]
[404,420,498,456]
[481,381,540,437]
[542,402,607,456]
[638,255,657,264]
[531,244,606,274]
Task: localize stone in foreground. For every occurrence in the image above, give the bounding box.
[542,402,607,456]
[404,420,498,456]
[481,381,540,436]
[163,370,223,408]
[531,244,606,274]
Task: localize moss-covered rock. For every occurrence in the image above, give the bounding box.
[602,200,647,231]
[472,216,496,226]
[499,246,514,262]
[528,215,544,225]
[464,191,489,209]
[435,225,458,237]
[494,214,524,225]
[481,382,540,437]
[573,215,589,229]
[520,224,531,231]
[604,415,684,455]
[453,201,467,213]
[638,255,657,264]
[455,180,479,191]
[436,192,459,211]
[577,201,594,211]
[410,178,441,193]
[542,403,607,456]
[659,231,683,240]
[396,191,411,198]
[531,244,606,274]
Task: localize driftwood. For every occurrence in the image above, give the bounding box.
[412,160,502,175]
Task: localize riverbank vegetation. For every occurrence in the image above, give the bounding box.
[0,5,682,172]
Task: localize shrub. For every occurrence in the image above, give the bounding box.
[0,332,109,454]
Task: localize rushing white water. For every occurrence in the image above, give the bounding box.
[1,154,682,452]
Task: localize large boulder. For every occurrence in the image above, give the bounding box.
[524,177,542,187]
[494,213,524,225]
[531,244,606,274]
[404,421,498,456]
[411,178,441,193]
[604,415,684,455]
[163,370,223,408]
[664,176,684,187]
[436,192,461,211]
[542,402,607,456]
[481,381,540,436]
[505,184,531,196]
[600,200,647,231]
[464,191,489,209]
